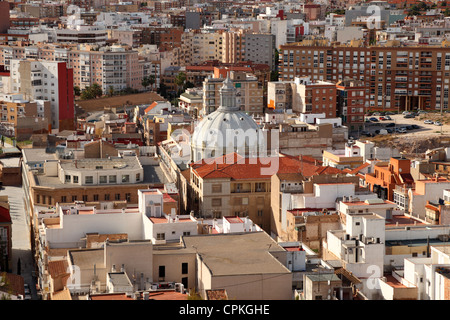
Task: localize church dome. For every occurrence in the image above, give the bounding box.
[191,76,265,162]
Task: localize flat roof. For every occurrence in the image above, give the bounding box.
[182,232,291,276]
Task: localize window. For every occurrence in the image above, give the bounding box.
[156,233,165,240]
[122,175,130,183]
[115,194,121,201]
[85,176,93,184]
[183,231,190,236]
[182,263,188,274]
[72,195,77,202]
[212,184,222,193]
[93,194,99,201]
[109,175,116,183]
[104,194,110,201]
[125,193,131,202]
[136,173,140,181]
[73,176,79,183]
[99,176,107,184]
[61,196,67,203]
[212,198,221,207]
[82,195,88,202]
[65,175,71,183]
[158,266,165,278]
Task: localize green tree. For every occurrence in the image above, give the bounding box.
[175,72,187,94]
[141,77,151,91]
[270,70,279,81]
[91,83,103,98]
[74,86,81,96]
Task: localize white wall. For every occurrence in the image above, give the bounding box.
[45,211,145,248]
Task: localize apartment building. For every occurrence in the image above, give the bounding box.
[279,40,450,112]
[202,68,263,115]
[0,44,147,94]
[267,76,337,116]
[9,59,74,131]
[181,31,223,66]
[365,157,414,201]
[0,93,51,140]
[54,25,108,46]
[336,78,367,131]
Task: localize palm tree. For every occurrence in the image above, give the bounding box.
[175,72,187,95]
[108,86,114,97]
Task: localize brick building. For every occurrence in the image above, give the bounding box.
[279,40,450,112]
[365,157,414,201]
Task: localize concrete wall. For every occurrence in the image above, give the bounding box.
[45,211,145,248]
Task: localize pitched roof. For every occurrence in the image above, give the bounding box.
[144,101,158,114]
[191,153,343,180]
[48,260,70,279]
[0,273,24,297]
[348,162,370,175]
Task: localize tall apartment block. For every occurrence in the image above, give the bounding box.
[202,68,263,115]
[268,76,337,117]
[279,40,450,112]
[9,59,74,131]
[0,44,146,94]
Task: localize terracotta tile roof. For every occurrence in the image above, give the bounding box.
[147,291,188,300]
[348,162,370,175]
[191,153,342,180]
[206,289,228,300]
[0,273,24,297]
[48,260,69,279]
[163,193,177,203]
[144,101,158,114]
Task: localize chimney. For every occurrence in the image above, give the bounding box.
[121,264,125,272]
[112,264,116,272]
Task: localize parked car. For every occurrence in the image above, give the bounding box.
[386,128,393,133]
[385,122,395,127]
[404,114,415,118]
[384,115,392,120]
[418,110,428,114]
[379,116,387,120]
[398,128,407,133]
[424,120,434,124]
[360,130,371,136]
[411,125,420,129]
[435,121,443,126]
[385,111,395,115]
[369,117,379,122]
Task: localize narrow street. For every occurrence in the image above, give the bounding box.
[0,185,37,299]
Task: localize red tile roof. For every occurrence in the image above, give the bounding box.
[144,102,158,114]
[191,153,343,180]
[0,273,24,297]
[48,260,70,279]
